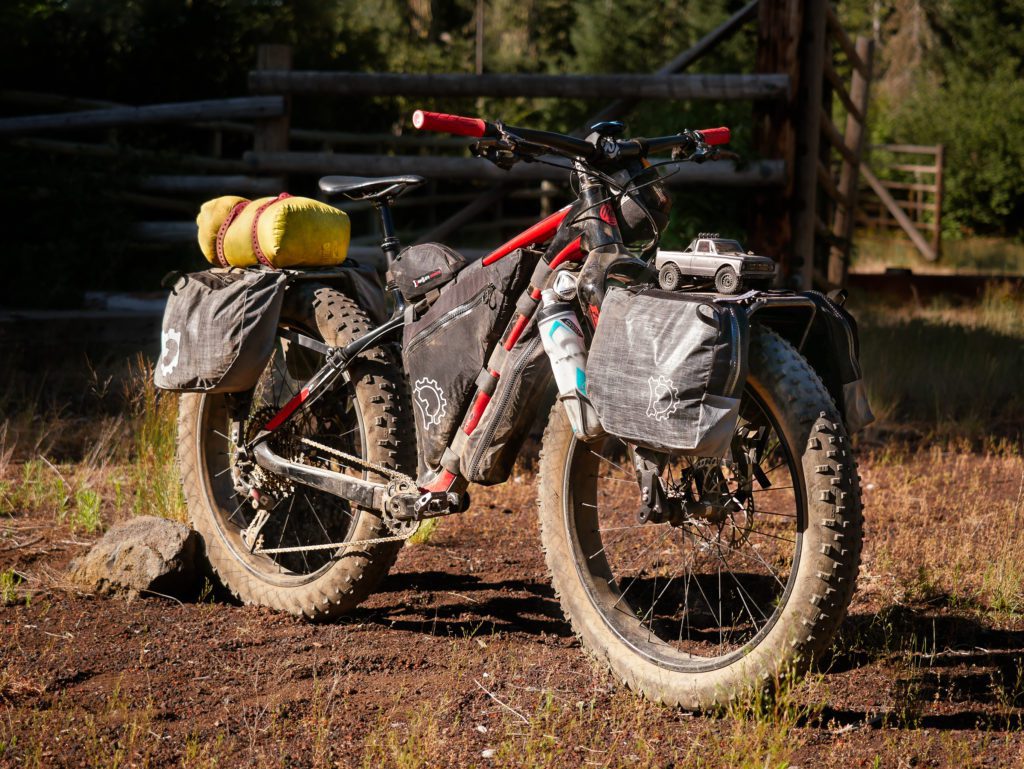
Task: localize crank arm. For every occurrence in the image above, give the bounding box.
[252,442,385,511]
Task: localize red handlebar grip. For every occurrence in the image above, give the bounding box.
[697,127,731,146]
[412,110,488,137]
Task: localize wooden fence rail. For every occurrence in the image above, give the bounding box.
[248,71,790,101]
[242,151,786,186]
[0,96,284,136]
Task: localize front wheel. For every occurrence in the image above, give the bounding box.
[537,326,862,708]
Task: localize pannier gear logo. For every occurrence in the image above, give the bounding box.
[160,328,181,377]
[413,377,447,427]
[646,375,679,422]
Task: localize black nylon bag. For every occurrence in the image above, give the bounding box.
[154,269,288,393]
[800,291,875,433]
[391,243,466,300]
[586,287,749,456]
[403,251,529,472]
[459,325,553,485]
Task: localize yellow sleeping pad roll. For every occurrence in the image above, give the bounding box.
[196,193,350,268]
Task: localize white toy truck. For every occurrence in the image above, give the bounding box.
[655,233,777,294]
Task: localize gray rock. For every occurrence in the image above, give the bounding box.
[68,516,199,597]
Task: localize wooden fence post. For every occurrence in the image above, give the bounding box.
[750,0,802,281]
[254,44,292,155]
[828,36,874,287]
[933,144,945,260]
[792,0,827,290]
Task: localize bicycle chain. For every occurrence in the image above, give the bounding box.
[252,436,419,556]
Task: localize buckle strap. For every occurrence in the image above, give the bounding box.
[250,193,292,269]
[215,200,250,268]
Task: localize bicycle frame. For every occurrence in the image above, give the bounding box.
[246,189,595,514]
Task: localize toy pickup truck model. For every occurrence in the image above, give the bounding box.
[654,234,777,294]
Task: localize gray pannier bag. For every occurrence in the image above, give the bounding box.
[586,287,749,457]
[154,269,289,393]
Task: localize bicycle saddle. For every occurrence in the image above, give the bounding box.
[319,175,426,202]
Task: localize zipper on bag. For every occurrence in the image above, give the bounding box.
[406,284,496,355]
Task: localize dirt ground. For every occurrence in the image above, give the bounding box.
[3,448,1024,768]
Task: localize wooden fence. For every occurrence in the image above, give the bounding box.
[2,0,881,287]
[857,144,944,262]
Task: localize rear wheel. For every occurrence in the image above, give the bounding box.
[537,326,862,708]
[177,285,415,620]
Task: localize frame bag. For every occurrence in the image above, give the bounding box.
[586,287,749,456]
[154,269,289,393]
[403,250,530,473]
[456,323,553,485]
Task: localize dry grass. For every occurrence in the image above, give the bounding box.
[852,235,1024,275]
[853,281,1024,438]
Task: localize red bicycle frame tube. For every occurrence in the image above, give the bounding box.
[482,206,572,265]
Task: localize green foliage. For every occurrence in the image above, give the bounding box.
[72,488,103,534]
[893,69,1024,236]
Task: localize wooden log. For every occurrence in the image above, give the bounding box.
[825,4,868,77]
[138,175,285,196]
[817,160,850,209]
[933,144,945,259]
[819,107,856,165]
[873,180,939,193]
[887,163,939,175]
[861,165,937,261]
[254,45,292,156]
[131,222,196,242]
[871,143,941,155]
[243,150,786,187]
[0,96,284,136]
[792,0,828,289]
[12,137,251,172]
[822,57,863,124]
[750,0,802,278]
[829,36,874,287]
[248,71,789,102]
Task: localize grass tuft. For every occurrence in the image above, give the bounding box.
[126,356,185,523]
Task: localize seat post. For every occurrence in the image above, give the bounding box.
[375,198,400,267]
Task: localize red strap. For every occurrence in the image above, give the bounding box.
[249,193,292,269]
[215,200,250,268]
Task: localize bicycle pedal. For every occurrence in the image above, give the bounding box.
[413,490,468,518]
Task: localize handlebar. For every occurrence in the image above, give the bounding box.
[412,110,495,138]
[413,109,729,160]
[696,127,730,146]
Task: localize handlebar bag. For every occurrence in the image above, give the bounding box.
[586,287,749,457]
[154,269,288,393]
[403,250,530,474]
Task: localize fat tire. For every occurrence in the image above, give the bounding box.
[536,325,863,708]
[177,284,415,620]
[658,264,682,291]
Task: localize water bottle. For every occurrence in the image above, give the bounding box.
[536,290,604,441]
